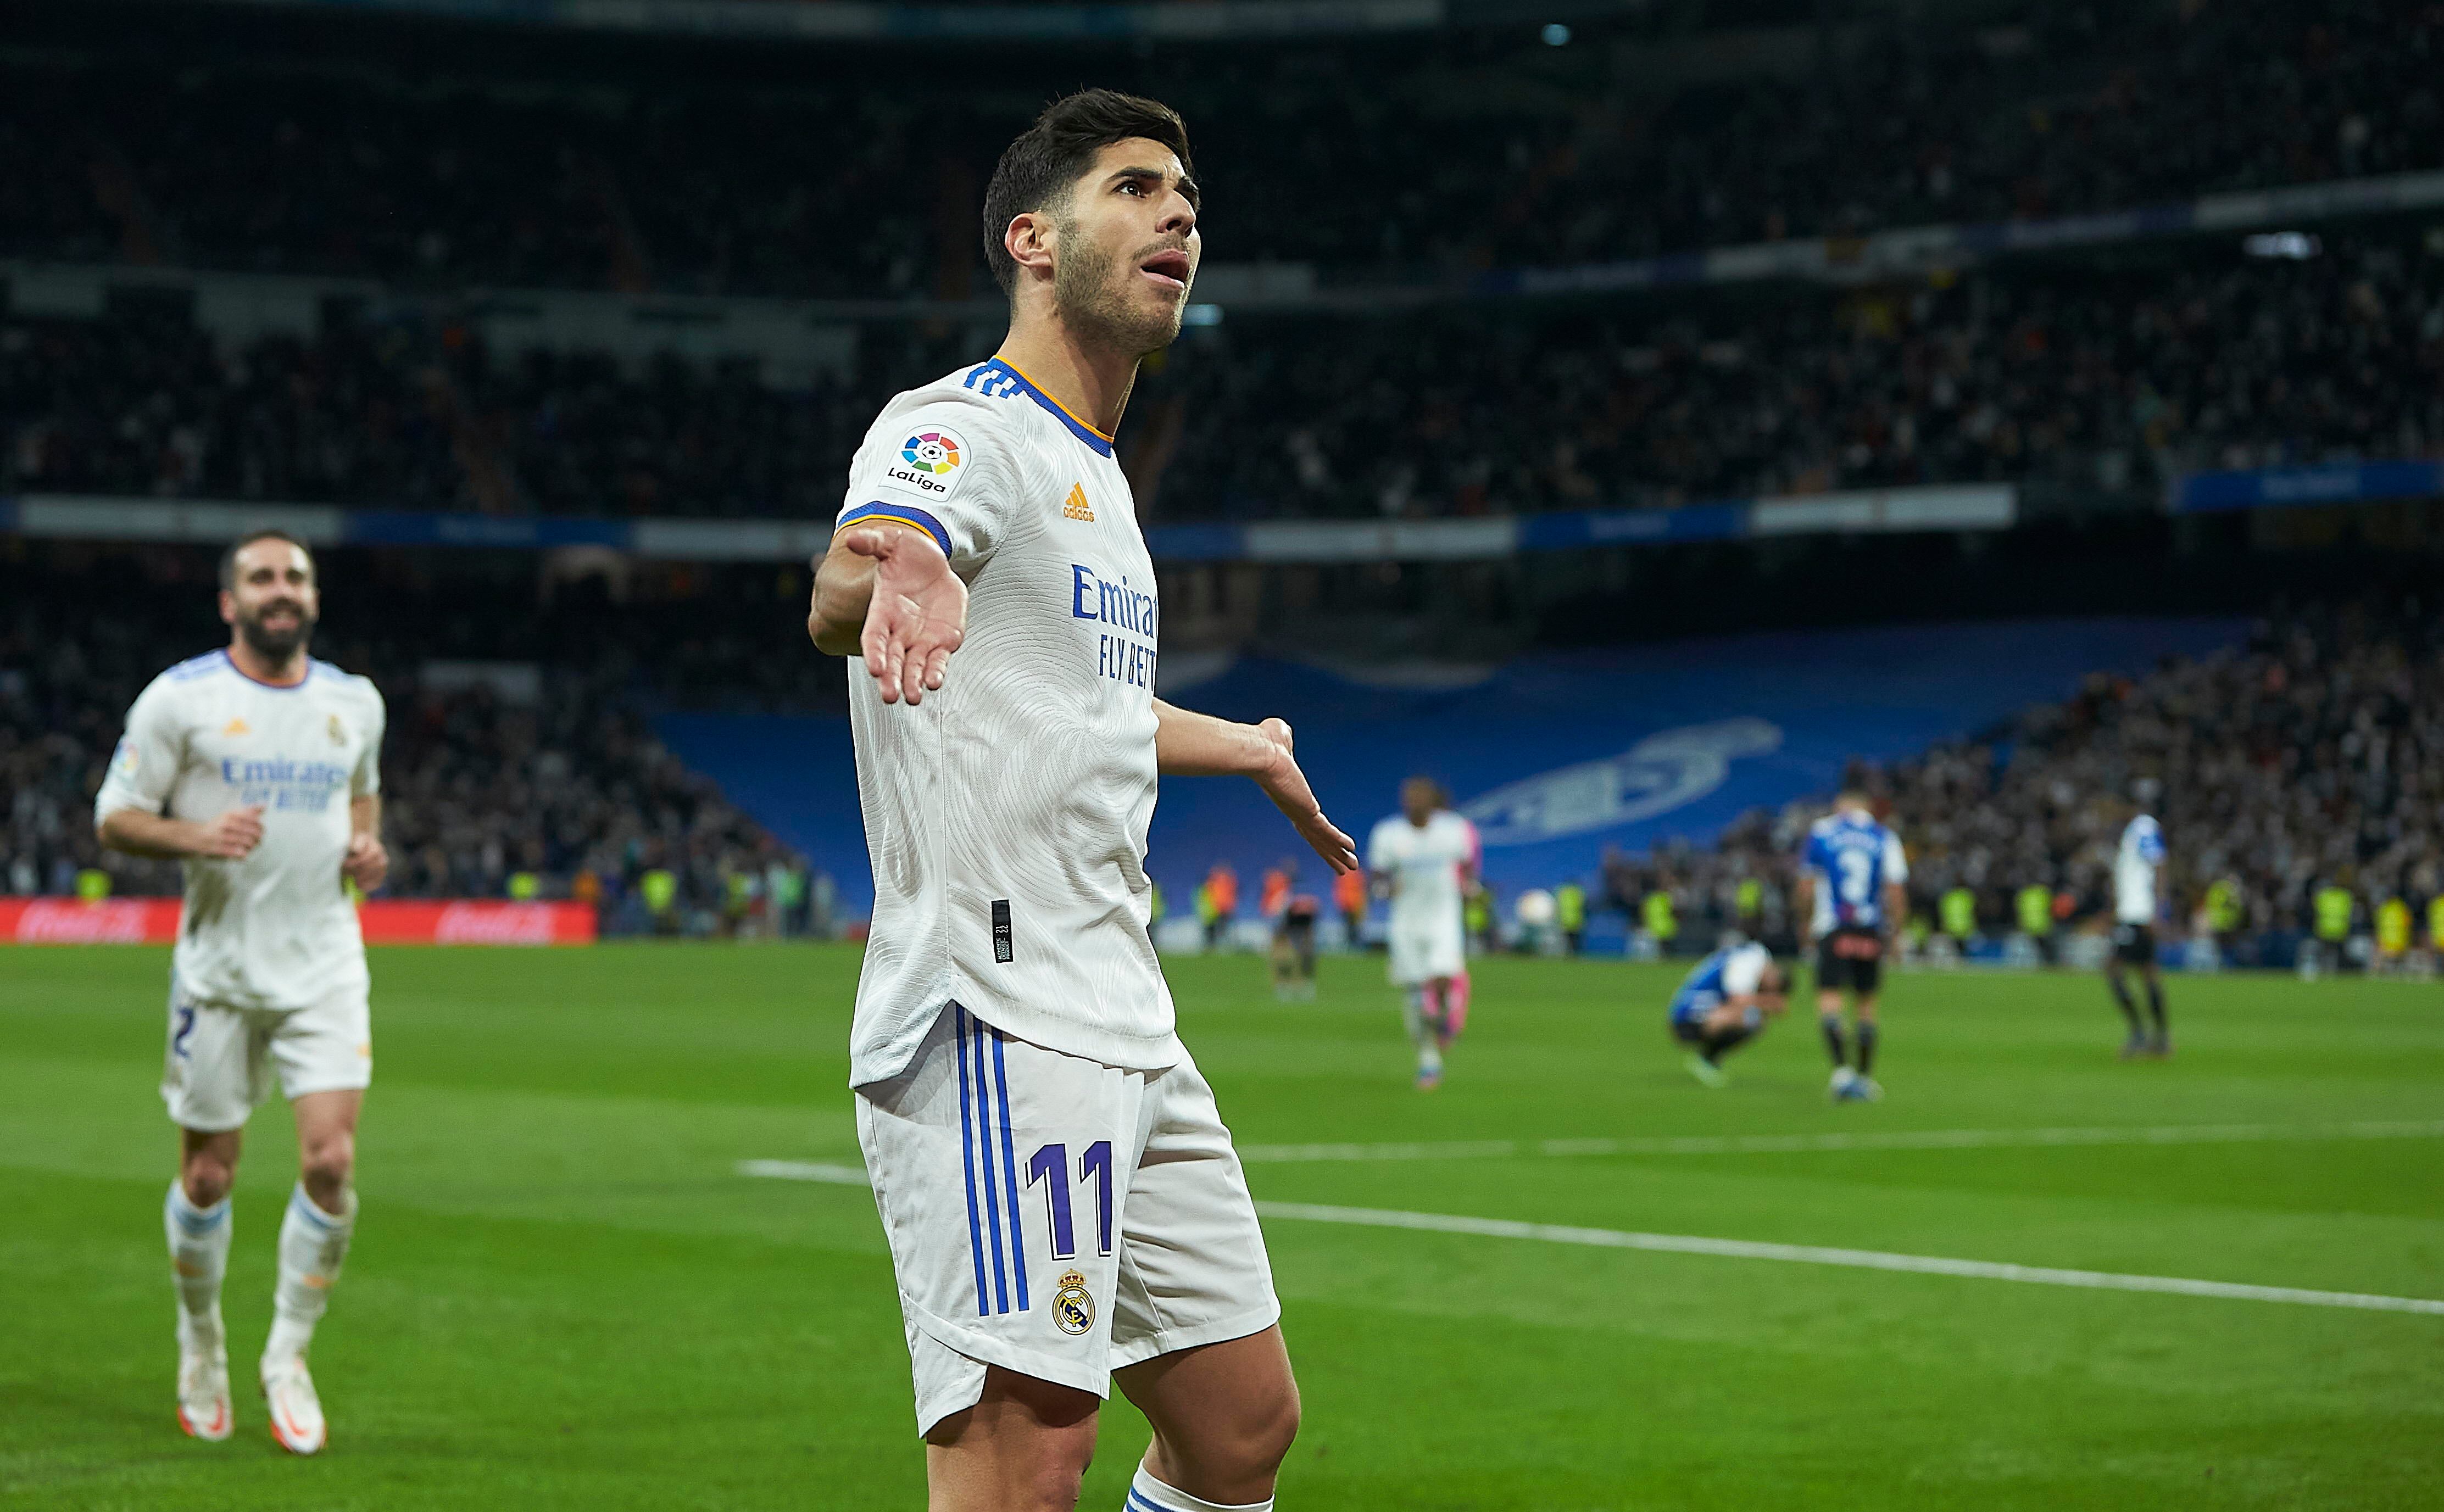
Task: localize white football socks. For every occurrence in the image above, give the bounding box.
[1401,988,1444,1075]
[164,1180,232,1351]
[265,1183,355,1364]
[1127,1464,1274,1512]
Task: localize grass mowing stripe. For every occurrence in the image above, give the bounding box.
[737,1159,2444,1316]
[1254,1201,2444,1316]
[1237,1119,2444,1164]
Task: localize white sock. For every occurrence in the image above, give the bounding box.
[164,1180,232,1352]
[265,1183,355,1364]
[1127,1464,1273,1512]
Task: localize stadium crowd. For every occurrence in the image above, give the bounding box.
[0,556,837,933]
[1597,598,2444,962]
[0,0,2428,291]
[7,230,2441,521]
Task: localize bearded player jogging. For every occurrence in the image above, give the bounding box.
[94,531,387,1456]
[808,92,1356,1512]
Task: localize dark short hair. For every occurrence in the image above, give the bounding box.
[220,528,315,590]
[981,89,1194,297]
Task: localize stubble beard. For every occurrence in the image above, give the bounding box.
[1053,220,1187,357]
[237,602,316,663]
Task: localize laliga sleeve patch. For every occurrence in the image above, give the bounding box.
[884,425,971,501]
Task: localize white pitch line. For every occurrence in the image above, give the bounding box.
[733,1160,2444,1318]
[737,1159,873,1185]
[1253,1202,2444,1317]
[1235,1119,2444,1165]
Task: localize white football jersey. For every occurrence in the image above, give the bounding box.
[1366,811,1478,934]
[93,651,385,1013]
[2115,814,2165,924]
[838,357,1174,1086]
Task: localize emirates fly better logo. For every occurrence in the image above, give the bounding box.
[887,428,966,496]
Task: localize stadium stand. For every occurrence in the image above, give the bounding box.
[7,228,2440,521]
[0,0,2432,288]
[1596,598,2444,965]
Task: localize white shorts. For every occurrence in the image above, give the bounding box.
[856,1004,1280,1437]
[160,974,373,1133]
[1388,914,1465,985]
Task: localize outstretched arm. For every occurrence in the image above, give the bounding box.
[1153,701,1357,873]
[809,522,969,706]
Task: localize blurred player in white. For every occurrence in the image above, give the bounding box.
[1366,777,1480,1090]
[2108,790,2171,1058]
[1795,790,1908,1102]
[94,530,387,1455]
[806,92,1356,1512]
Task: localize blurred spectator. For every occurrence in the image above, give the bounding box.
[8,230,2440,523]
[0,1,2432,291]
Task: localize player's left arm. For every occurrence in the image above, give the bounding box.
[1881,831,1910,941]
[1152,701,1357,873]
[344,795,387,893]
[343,693,388,893]
[1707,992,1784,1029]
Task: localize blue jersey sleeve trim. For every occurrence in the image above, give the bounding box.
[838,502,953,560]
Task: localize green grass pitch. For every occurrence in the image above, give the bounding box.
[4,944,2441,1509]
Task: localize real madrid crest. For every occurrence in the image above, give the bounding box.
[1051,1270,1094,1336]
[327,714,346,746]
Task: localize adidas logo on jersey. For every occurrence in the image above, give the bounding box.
[1063,483,1095,522]
[222,718,249,737]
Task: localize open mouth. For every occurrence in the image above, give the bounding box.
[1138,248,1192,292]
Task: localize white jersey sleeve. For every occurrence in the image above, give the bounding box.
[1720,942,1770,997]
[838,391,1023,571]
[1365,816,1400,877]
[1882,829,1908,886]
[94,677,185,819]
[353,695,386,799]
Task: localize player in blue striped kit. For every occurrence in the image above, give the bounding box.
[1795,792,1910,1102]
[1667,941,1790,1087]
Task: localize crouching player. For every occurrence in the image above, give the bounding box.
[1668,941,1789,1088]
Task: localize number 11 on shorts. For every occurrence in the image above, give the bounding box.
[1023,1140,1114,1262]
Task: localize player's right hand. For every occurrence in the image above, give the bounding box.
[197,805,265,859]
[842,525,968,706]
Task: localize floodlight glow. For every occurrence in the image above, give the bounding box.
[2242,232,2320,260]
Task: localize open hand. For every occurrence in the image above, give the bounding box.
[843,526,968,706]
[343,831,389,893]
[198,805,265,860]
[1251,718,1359,873]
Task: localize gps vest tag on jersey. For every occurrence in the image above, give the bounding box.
[991,900,1014,963]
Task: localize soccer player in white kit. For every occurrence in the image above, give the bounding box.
[94,531,387,1456]
[1364,778,1479,1090]
[2108,799,2171,1058]
[806,92,1357,1512]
